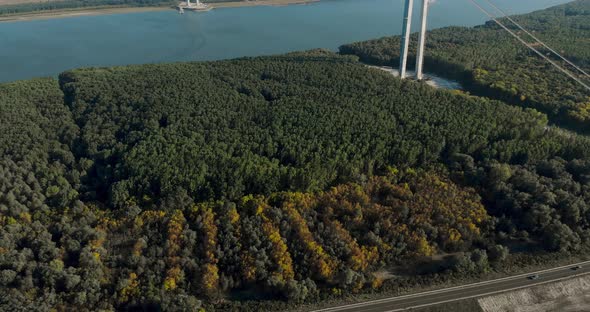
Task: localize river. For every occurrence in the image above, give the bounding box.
[0,0,572,83]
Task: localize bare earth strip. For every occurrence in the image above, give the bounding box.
[0,0,319,22]
[478,275,590,312]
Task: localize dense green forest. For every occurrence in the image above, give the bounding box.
[2,49,590,310]
[340,0,590,133]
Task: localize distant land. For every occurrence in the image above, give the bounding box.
[0,0,319,22]
[0,0,50,5]
[0,6,167,22]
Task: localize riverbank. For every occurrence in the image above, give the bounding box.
[0,6,170,22]
[0,0,319,22]
[211,0,318,9]
[367,65,463,90]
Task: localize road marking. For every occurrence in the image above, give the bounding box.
[385,271,590,311]
[312,260,590,312]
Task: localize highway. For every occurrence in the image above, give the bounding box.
[312,261,590,312]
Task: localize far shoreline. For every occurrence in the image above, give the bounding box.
[0,0,320,22]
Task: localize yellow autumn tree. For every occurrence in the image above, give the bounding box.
[281,199,336,280]
[190,204,220,296]
[164,210,186,291]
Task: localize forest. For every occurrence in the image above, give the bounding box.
[2,1,590,310]
[1,49,590,310]
[340,0,590,133]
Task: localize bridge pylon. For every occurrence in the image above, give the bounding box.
[399,0,430,81]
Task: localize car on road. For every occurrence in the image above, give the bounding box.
[528,275,540,280]
[571,265,583,270]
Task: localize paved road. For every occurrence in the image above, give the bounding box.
[312,261,590,312]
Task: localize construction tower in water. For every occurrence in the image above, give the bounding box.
[178,0,211,11]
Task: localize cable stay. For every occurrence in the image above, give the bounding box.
[465,0,590,92]
[482,0,590,79]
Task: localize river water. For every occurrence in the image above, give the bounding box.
[0,0,572,82]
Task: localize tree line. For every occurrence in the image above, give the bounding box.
[0,0,238,16]
[340,0,590,133]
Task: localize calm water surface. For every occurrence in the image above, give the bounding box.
[0,0,572,82]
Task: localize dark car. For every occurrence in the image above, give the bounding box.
[572,265,583,270]
[528,275,540,280]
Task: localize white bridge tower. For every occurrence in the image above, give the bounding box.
[399,0,430,80]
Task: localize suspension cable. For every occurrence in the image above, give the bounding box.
[482,0,590,79]
[465,0,590,91]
